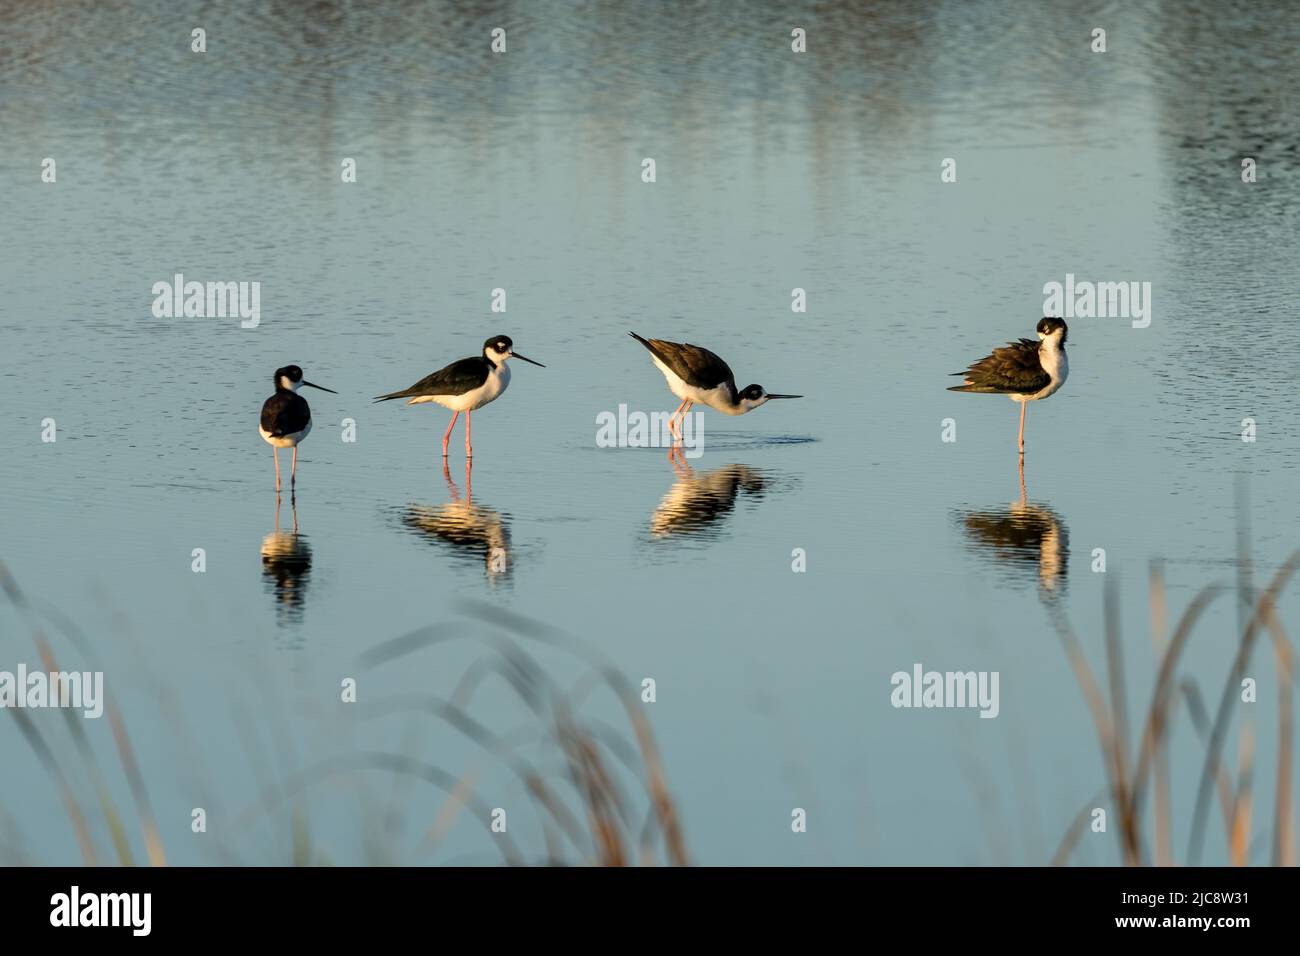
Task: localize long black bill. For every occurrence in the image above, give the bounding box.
[511,352,545,368]
[766,393,802,399]
[303,381,338,393]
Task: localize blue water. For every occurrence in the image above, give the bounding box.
[1,0,1298,865]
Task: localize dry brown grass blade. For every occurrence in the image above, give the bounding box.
[1102,576,1140,865]
[555,668,688,856]
[1188,550,1300,863]
[1229,724,1255,866]
[608,670,689,867]
[1048,604,1121,844]
[566,727,626,866]
[1050,789,1107,866]
[31,634,134,866]
[6,708,98,864]
[362,607,689,865]
[1,567,112,865]
[1128,584,1226,825]
[103,702,167,867]
[362,688,595,861]
[1148,560,1173,866]
[1054,574,1248,867]
[418,766,479,853]
[232,751,527,865]
[2,563,166,866]
[524,773,592,860]
[1177,680,1238,840]
[1261,602,1296,866]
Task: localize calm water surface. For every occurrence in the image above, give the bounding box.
[2,0,1298,865]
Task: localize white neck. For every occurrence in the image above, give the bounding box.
[1038,334,1068,384]
[279,376,300,392]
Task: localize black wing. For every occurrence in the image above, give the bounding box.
[948,338,1049,394]
[629,332,735,390]
[260,393,310,436]
[373,357,488,402]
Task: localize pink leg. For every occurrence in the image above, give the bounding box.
[274,448,281,492]
[465,410,473,459]
[1017,402,1026,456]
[291,445,298,487]
[442,411,459,458]
[667,398,688,439]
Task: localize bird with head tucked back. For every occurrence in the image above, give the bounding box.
[948,317,1069,458]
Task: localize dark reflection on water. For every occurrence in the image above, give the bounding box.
[391,461,512,584]
[954,479,1069,598]
[648,454,777,543]
[261,494,313,626]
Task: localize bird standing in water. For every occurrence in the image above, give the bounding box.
[948,317,1069,459]
[259,365,336,492]
[628,332,801,439]
[373,335,544,459]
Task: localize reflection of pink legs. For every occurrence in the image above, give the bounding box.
[667,442,692,477]
[465,410,473,459]
[442,412,459,458]
[1017,402,1026,456]
[443,456,473,499]
[274,448,281,492]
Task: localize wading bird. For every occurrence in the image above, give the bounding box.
[628,332,801,439]
[259,365,336,491]
[947,317,1069,458]
[373,335,544,459]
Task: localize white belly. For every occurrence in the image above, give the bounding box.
[409,364,510,412]
[652,357,735,413]
[260,420,310,448]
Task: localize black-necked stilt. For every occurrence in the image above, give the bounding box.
[372,335,544,459]
[948,317,1069,458]
[259,365,336,491]
[629,332,801,438]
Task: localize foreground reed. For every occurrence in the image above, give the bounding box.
[0,565,687,866]
[1049,550,1298,866]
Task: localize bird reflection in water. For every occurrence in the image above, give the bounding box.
[398,460,512,583]
[955,469,1069,597]
[261,493,313,625]
[649,446,769,540]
